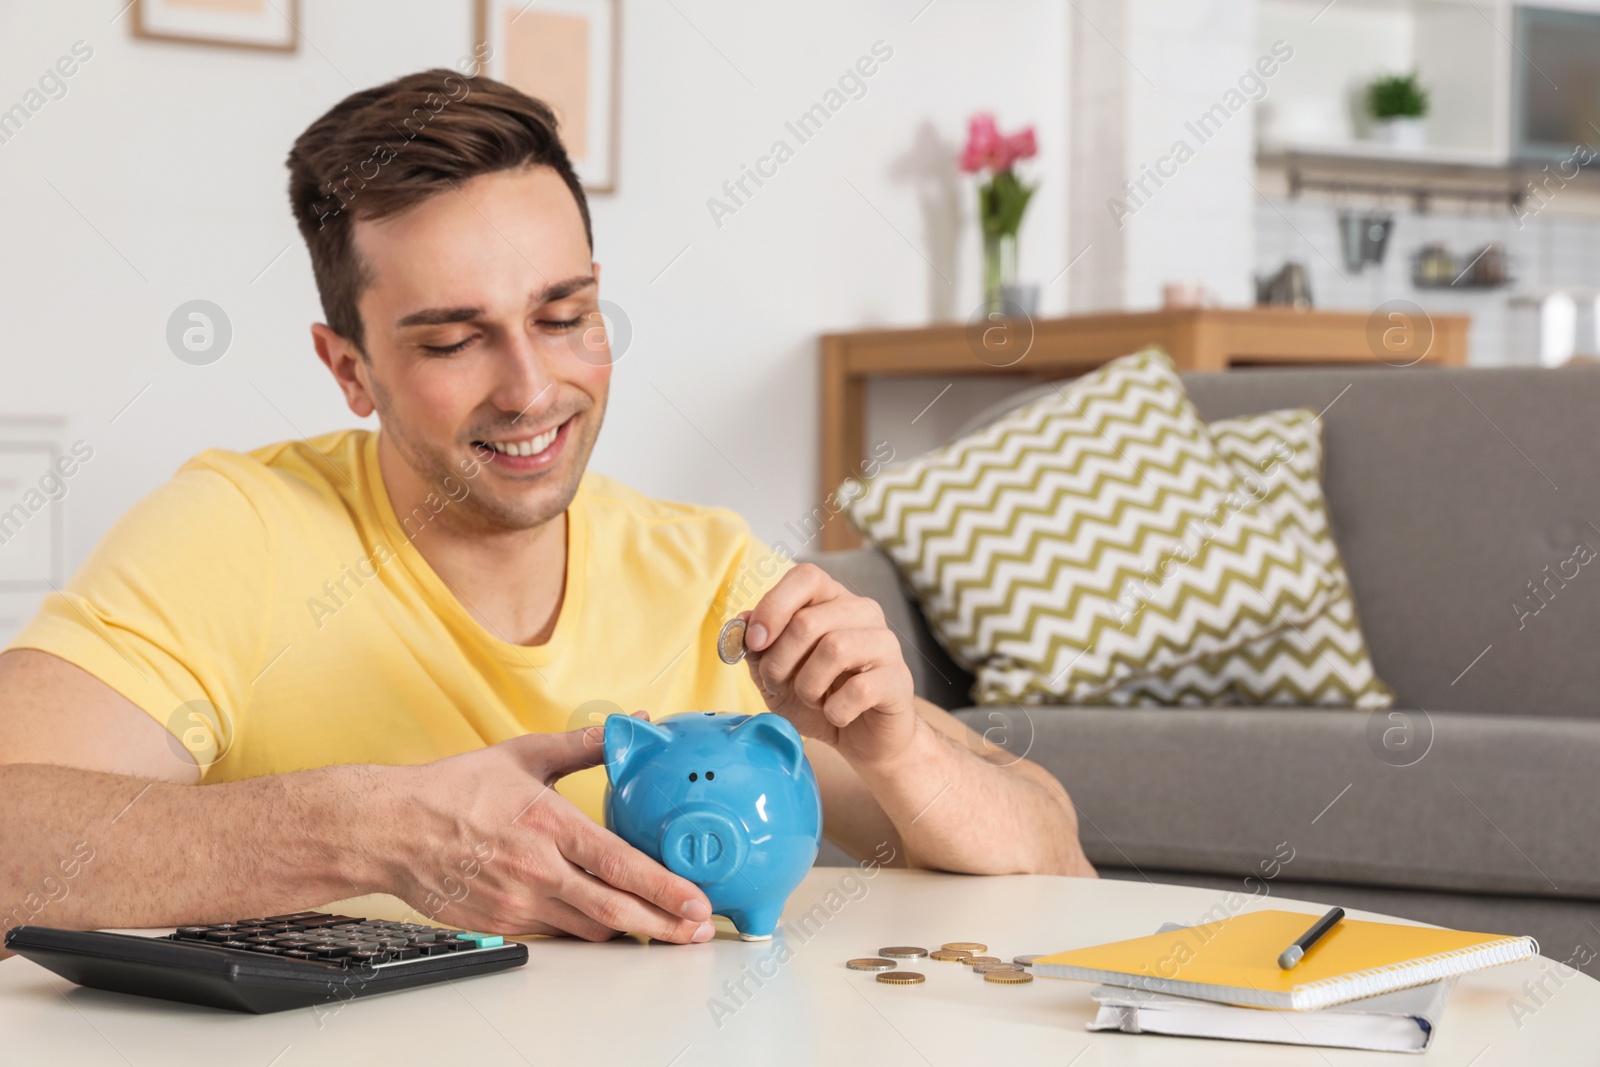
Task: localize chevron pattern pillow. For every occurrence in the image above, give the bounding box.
[1103,409,1394,708]
[842,348,1341,705]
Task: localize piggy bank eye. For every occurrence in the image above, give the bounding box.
[688,772,697,782]
[706,771,715,781]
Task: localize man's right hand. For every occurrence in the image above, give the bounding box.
[383,719,715,944]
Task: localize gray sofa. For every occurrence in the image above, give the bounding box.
[810,365,1600,975]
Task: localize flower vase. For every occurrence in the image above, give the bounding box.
[984,231,1017,315]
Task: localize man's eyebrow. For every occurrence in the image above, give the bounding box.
[539,274,597,303]
[396,306,480,328]
[394,275,597,329]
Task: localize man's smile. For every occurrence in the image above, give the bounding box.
[472,414,576,473]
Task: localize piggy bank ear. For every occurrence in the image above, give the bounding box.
[604,715,673,783]
[730,714,805,776]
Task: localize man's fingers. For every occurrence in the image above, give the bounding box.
[562,864,713,944]
[790,628,900,708]
[503,725,607,780]
[757,600,882,693]
[537,898,624,943]
[563,820,712,926]
[745,563,840,653]
[821,669,888,728]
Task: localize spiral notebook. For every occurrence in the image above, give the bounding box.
[1035,909,1537,1012]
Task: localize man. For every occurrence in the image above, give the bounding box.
[0,70,1093,950]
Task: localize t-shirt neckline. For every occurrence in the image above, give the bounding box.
[361,429,585,669]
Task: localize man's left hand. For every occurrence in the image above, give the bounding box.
[742,563,918,768]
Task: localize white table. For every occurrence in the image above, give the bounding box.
[1,869,1589,1065]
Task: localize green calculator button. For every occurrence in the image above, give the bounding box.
[457,933,503,948]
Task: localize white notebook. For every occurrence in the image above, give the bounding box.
[1087,979,1455,1054]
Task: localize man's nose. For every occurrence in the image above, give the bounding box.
[493,335,558,423]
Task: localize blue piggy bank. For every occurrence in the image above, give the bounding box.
[603,712,822,940]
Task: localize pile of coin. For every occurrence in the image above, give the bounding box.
[848,941,1040,986]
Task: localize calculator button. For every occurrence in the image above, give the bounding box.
[175,927,210,940]
[455,933,503,948]
[281,950,319,960]
[220,941,255,950]
[264,912,321,922]
[204,931,238,943]
[416,942,458,956]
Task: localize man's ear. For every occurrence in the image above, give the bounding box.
[604,714,673,783]
[311,322,375,418]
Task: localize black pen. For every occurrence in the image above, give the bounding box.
[1278,907,1345,970]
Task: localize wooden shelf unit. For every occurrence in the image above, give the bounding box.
[817,306,1469,551]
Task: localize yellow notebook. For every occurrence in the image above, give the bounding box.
[1035,910,1537,1011]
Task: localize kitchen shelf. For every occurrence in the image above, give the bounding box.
[1255,148,1583,212]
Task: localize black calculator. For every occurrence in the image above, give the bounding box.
[4,911,528,1014]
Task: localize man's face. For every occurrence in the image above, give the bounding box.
[340,164,608,532]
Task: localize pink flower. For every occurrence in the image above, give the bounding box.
[959,114,1037,175]
[960,113,1002,173]
[1005,127,1037,163]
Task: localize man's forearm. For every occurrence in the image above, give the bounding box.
[0,762,382,950]
[848,709,1096,877]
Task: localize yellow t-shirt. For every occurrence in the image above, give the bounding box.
[5,429,792,823]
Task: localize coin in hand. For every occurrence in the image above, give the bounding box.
[717,617,748,664]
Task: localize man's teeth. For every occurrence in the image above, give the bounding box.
[486,426,560,457]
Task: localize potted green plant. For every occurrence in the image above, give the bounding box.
[1365,72,1429,151]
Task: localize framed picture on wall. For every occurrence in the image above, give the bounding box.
[132,0,299,53]
[475,0,620,193]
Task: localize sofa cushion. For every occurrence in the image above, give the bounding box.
[951,704,1600,899]
[1104,409,1393,708]
[842,349,1340,704]
[957,366,1600,720]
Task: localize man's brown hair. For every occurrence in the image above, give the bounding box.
[286,67,592,355]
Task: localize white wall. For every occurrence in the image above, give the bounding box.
[0,0,1069,636]
[1068,0,1260,312]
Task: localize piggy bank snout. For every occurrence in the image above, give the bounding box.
[659,807,749,885]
